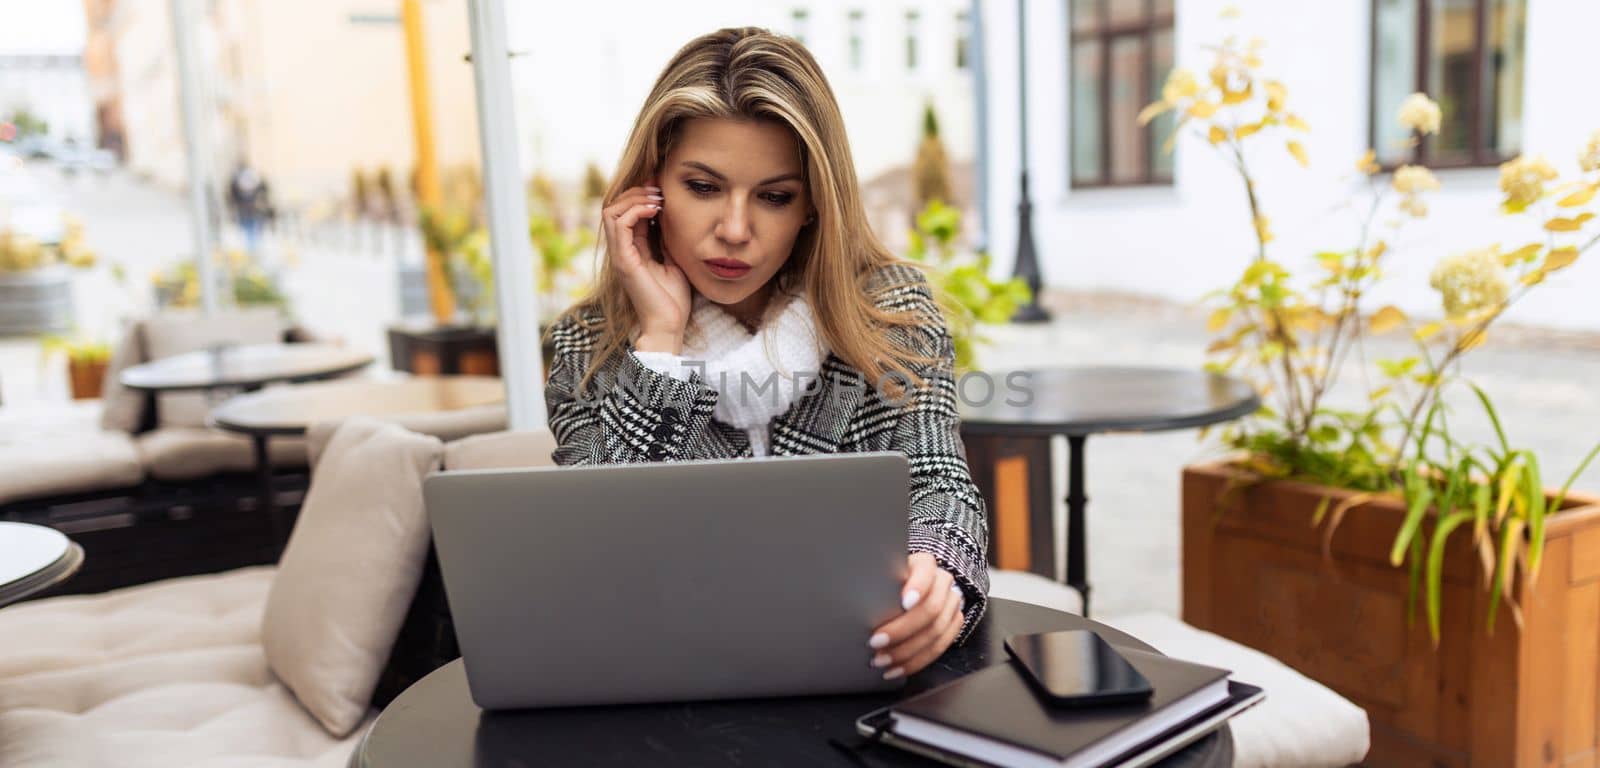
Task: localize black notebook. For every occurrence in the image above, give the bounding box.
[883,647,1235,768]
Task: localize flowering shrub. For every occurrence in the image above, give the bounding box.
[1142,22,1600,643]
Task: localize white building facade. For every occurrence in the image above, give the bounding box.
[0,53,96,146]
[979,0,1600,332]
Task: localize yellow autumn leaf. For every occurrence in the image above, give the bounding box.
[1520,269,1547,286]
[1557,185,1596,208]
[1264,80,1287,112]
[1243,53,1263,69]
[1414,321,1442,341]
[1545,217,1584,232]
[1234,121,1263,140]
[1254,215,1274,244]
[1284,113,1310,131]
[1501,243,1542,267]
[1207,125,1228,145]
[1460,328,1488,351]
[1545,246,1579,271]
[1223,82,1254,105]
[1356,149,1380,175]
[1137,100,1169,127]
[1286,140,1309,167]
[1188,100,1220,119]
[1207,307,1233,333]
[1370,305,1407,334]
[1366,240,1388,262]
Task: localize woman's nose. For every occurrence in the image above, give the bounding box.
[716,199,752,245]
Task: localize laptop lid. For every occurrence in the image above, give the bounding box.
[425,451,910,709]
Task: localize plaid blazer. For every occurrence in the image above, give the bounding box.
[544,263,991,641]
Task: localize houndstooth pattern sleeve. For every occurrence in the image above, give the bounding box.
[872,266,992,645]
[544,315,722,466]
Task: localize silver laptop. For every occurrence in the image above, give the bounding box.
[424,451,910,710]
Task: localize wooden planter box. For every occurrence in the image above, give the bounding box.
[1183,461,1600,767]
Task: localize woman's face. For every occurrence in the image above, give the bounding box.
[655,118,813,321]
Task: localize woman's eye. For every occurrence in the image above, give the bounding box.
[683,181,794,207]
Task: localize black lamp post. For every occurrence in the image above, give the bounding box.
[1009,0,1050,323]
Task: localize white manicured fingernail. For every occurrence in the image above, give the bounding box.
[868,632,890,649]
[883,667,905,681]
[647,194,663,200]
[901,590,921,611]
[871,653,892,669]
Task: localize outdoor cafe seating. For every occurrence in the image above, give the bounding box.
[0,400,1371,766]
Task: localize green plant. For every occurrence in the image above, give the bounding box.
[1142,19,1600,643]
[913,103,953,213]
[153,250,289,311]
[0,216,97,272]
[903,200,1031,372]
[40,334,111,364]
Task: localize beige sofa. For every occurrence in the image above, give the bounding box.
[0,310,509,598]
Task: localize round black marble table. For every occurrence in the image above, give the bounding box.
[0,522,84,608]
[350,598,1231,768]
[958,367,1259,617]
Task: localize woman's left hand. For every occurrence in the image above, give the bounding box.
[868,552,965,680]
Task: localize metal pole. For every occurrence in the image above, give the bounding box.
[170,0,217,315]
[1010,0,1050,323]
[467,0,546,430]
[969,0,990,255]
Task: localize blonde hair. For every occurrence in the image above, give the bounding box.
[549,27,940,397]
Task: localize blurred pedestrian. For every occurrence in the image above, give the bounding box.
[228,162,275,255]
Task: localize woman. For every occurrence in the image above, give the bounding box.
[543,27,988,680]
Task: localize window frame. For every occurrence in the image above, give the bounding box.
[1367,0,1522,170]
[1068,0,1176,189]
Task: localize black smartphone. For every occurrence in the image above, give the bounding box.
[1004,630,1154,708]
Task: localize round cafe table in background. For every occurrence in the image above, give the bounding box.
[0,522,84,608]
[959,367,1260,617]
[208,375,505,550]
[119,343,374,394]
[349,598,1232,768]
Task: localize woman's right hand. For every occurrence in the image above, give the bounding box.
[604,181,690,353]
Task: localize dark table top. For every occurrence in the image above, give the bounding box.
[350,598,1231,768]
[209,375,504,437]
[958,366,1259,438]
[119,343,373,393]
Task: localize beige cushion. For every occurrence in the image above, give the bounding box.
[0,567,369,767]
[98,322,149,434]
[0,402,143,504]
[986,570,1084,615]
[443,427,558,470]
[142,309,285,428]
[391,403,508,442]
[1099,612,1370,768]
[134,428,307,482]
[303,405,510,471]
[262,418,444,737]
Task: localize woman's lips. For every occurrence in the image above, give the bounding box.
[705,259,752,279]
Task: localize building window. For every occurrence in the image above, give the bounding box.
[956,10,971,70]
[905,10,920,71]
[1371,0,1526,168]
[791,8,810,47]
[848,10,865,71]
[1069,0,1175,188]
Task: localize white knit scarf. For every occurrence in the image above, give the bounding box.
[680,290,826,456]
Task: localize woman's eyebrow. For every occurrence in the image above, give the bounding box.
[680,161,801,186]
